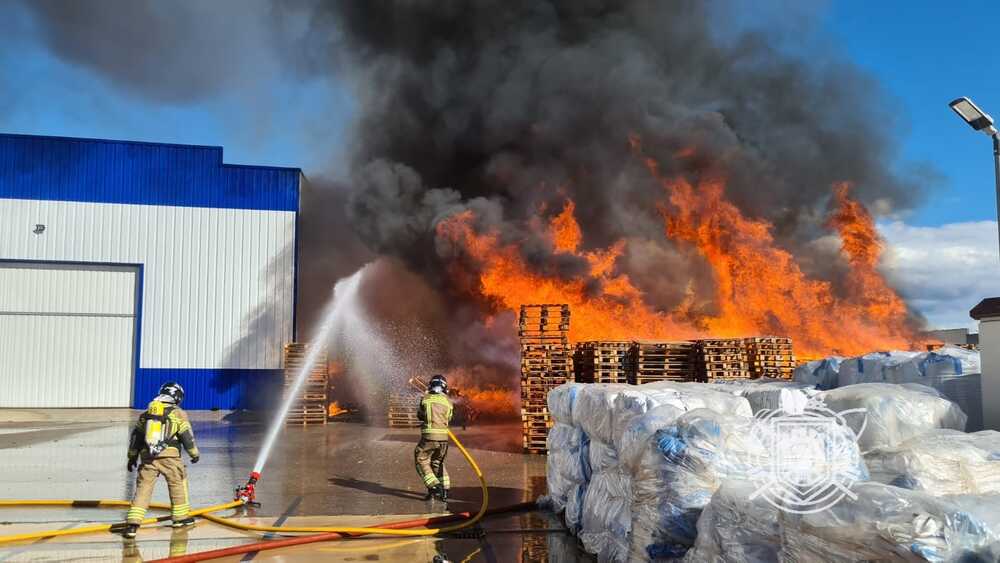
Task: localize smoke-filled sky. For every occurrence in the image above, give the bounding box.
[0,0,998,330]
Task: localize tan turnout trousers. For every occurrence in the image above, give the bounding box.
[414,438,450,490]
[126,457,190,524]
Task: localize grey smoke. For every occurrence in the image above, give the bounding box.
[276,0,929,313]
[9,1,933,372]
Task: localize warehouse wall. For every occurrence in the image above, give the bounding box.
[0,199,295,408]
[0,134,299,410]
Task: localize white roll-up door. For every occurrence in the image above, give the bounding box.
[0,262,138,407]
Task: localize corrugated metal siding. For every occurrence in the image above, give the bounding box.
[0,263,137,407]
[0,134,299,211]
[1,199,295,372]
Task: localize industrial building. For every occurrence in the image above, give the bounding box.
[0,134,300,410]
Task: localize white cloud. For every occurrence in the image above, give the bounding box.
[878,220,1000,330]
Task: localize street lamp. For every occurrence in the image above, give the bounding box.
[949,96,1000,259]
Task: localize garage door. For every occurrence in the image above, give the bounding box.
[0,262,138,407]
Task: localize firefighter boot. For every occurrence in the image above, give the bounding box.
[172,517,196,528]
[123,524,139,539]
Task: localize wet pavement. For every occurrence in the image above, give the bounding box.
[0,412,592,562]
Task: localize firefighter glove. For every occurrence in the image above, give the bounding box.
[127,458,137,472]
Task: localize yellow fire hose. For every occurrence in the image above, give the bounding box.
[0,429,489,545]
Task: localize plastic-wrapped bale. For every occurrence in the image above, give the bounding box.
[686,481,1000,563]
[735,378,817,415]
[817,383,968,451]
[545,423,589,512]
[573,383,632,445]
[580,439,631,562]
[609,381,754,447]
[885,346,984,432]
[628,409,763,561]
[837,351,920,387]
[548,382,587,425]
[793,357,843,390]
[866,429,1000,495]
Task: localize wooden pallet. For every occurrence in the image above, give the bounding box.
[283,343,328,426]
[519,304,572,454]
[743,336,796,379]
[631,341,695,382]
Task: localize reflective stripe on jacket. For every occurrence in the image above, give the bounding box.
[128,406,199,461]
[418,393,453,440]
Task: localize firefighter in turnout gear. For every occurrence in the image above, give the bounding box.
[415,374,453,502]
[122,382,200,538]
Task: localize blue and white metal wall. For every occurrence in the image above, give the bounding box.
[0,134,299,410]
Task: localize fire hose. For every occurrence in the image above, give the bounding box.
[0,430,531,560]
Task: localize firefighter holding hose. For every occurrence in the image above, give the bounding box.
[415,374,453,502]
[122,382,200,539]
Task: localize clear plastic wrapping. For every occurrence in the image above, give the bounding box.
[547,382,587,425]
[837,351,920,387]
[686,481,1000,562]
[545,423,586,512]
[628,409,763,560]
[866,429,1000,495]
[580,441,632,563]
[817,383,968,451]
[793,356,843,390]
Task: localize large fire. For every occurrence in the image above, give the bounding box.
[435,147,919,358]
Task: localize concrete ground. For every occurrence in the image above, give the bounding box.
[0,411,591,562]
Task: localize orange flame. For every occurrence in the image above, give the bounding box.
[435,141,920,358]
[436,206,698,342]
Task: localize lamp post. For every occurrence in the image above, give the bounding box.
[949,97,1000,259]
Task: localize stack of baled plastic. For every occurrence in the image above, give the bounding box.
[816,383,968,451]
[629,409,762,560]
[836,350,921,387]
[866,429,1000,495]
[569,382,755,562]
[686,480,1000,562]
[545,382,590,529]
[884,346,983,431]
[704,377,817,415]
[793,356,843,390]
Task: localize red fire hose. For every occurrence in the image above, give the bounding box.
[149,501,537,563]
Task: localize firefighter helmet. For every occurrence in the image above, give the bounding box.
[158,382,185,405]
[428,374,448,394]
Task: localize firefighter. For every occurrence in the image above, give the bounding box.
[415,374,453,501]
[122,382,200,538]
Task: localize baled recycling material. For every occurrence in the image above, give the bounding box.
[544,355,1000,562]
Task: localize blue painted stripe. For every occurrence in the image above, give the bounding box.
[134,369,284,411]
[0,134,300,211]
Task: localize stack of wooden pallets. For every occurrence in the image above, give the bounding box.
[283,343,328,425]
[744,336,796,379]
[520,304,572,454]
[695,338,751,382]
[573,341,634,384]
[631,341,696,384]
[387,392,422,428]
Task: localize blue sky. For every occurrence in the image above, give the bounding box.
[1,1,996,328]
[826,1,1000,226]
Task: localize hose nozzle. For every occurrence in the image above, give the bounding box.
[235,471,261,507]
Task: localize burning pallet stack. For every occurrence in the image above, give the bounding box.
[632,341,697,384]
[520,304,572,454]
[695,338,751,382]
[573,341,634,384]
[283,343,328,425]
[744,336,796,379]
